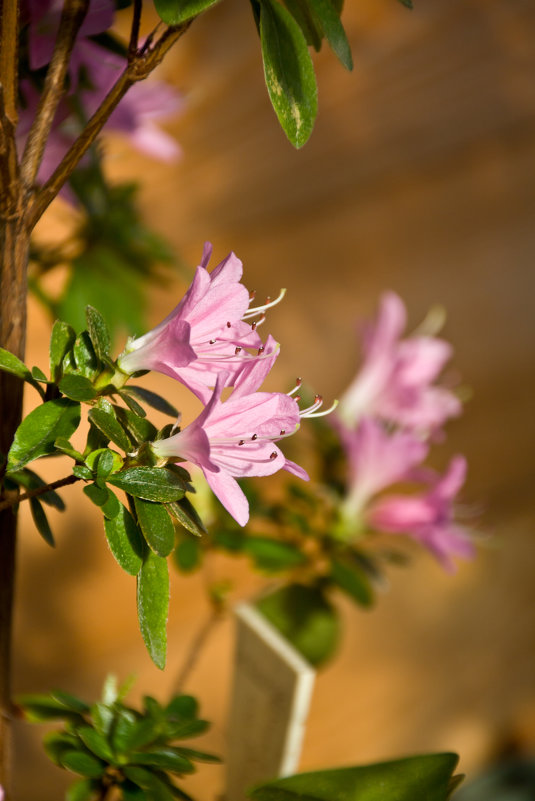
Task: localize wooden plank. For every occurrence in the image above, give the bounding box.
[226,602,316,801]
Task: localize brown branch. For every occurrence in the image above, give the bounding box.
[20,0,90,192]
[0,0,19,123]
[26,19,192,230]
[128,0,143,62]
[0,474,80,513]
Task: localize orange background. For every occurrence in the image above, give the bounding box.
[14,0,535,798]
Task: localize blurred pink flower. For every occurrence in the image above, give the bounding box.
[338,292,461,435]
[369,455,474,571]
[118,243,274,400]
[339,417,429,521]
[152,374,308,526]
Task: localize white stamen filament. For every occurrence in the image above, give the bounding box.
[242,288,286,320]
[287,378,302,397]
[299,398,339,419]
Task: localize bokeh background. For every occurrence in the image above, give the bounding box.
[14,0,535,798]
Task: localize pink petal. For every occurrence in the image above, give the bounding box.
[203,468,250,526]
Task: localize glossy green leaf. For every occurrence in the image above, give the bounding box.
[19,693,85,722]
[7,399,81,471]
[154,0,220,25]
[31,365,48,382]
[29,497,55,546]
[282,0,322,49]
[73,332,99,379]
[123,766,175,800]
[85,447,122,476]
[91,702,115,738]
[135,497,176,557]
[59,374,97,402]
[86,305,111,361]
[331,556,374,607]
[104,504,144,575]
[167,497,206,537]
[43,731,80,765]
[174,746,221,764]
[174,538,201,573]
[249,753,461,801]
[50,320,76,382]
[256,583,340,666]
[0,347,45,397]
[88,407,131,452]
[100,487,121,519]
[61,750,106,778]
[137,549,169,669]
[83,483,110,507]
[73,465,93,480]
[115,407,157,444]
[77,726,114,762]
[260,0,318,147]
[118,717,160,752]
[54,437,85,462]
[127,748,195,773]
[244,537,307,572]
[126,386,178,417]
[51,690,90,713]
[306,0,353,69]
[119,389,147,417]
[111,708,138,753]
[108,467,187,503]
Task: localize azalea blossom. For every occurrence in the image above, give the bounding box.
[337,292,461,435]
[338,417,429,522]
[368,455,474,571]
[151,374,309,526]
[118,243,282,402]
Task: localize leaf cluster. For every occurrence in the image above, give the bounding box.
[18,676,219,801]
[0,308,203,669]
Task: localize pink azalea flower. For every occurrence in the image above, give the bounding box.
[118,243,280,401]
[368,455,474,571]
[338,292,461,435]
[151,374,308,526]
[338,417,429,521]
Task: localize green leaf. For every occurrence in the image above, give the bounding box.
[72,332,99,379]
[61,750,106,778]
[135,497,176,557]
[83,483,110,507]
[126,386,178,417]
[19,694,85,722]
[73,465,93,480]
[174,538,201,573]
[66,777,98,801]
[88,407,132,452]
[7,399,81,471]
[44,731,80,765]
[115,407,157,444]
[137,549,169,669]
[100,488,121,519]
[0,347,45,398]
[256,583,340,666]
[167,497,206,537]
[244,537,307,572]
[59,374,97,402]
[111,708,139,753]
[54,437,85,462]
[119,389,147,417]
[330,556,374,607]
[306,0,353,69]
[153,0,220,25]
[260,0,318,147]
[51,690,90,713]
[29,497,55,546]
[50,320,76,382]
[91,702,115,738]
[173,746,221,764]
[85,447,122,477]
[282,0,322,49]
[123,766,175,800]
[77,726,114,762]
[104,504,144,575]
[86,305,111,361]
[108,468,187,503]
[248,753,461,801]
[127,748,195,774]
[118,717,160,752]
[31,365,48,382]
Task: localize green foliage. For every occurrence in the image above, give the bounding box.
[259,0,318,148]
[330,555,374,607]
[108,467,187,503]
[138,548,170,669]
[256,583,340,666]
[154,0,221,25]
[249,753,461,801]
[18,679,219,801]
[7,398,81,472]
[0,347,46,398]
[134,497,176,557]
[104,504,144,575]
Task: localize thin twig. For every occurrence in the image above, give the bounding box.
[174,605,223,694]
[128,0,143,62]
[26,19,192,230]
[0,474,80,512]
[0,0,19,123]
[20,0,90,191]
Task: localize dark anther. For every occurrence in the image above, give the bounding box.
[239,440,245,446]
[294,395,301,403]
[251,322,257,331]
[209,339,216,344]
[250,289,256,300]
[235,346,242,355]
[258,346,265,355]
[251,434,258,440]
[314,394,322,403]
[226,321,232,328]
[280,429,286,435]
[270,452,277,460]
